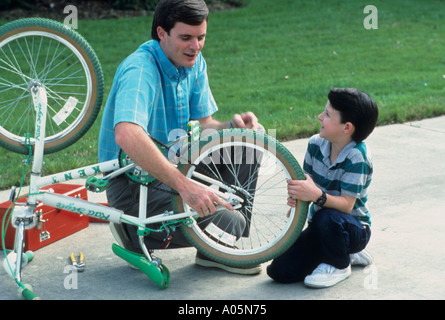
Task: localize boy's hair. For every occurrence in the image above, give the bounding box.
[151,0,209,41]
[328,88,379,143]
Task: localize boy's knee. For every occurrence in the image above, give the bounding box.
[311,208,345,229]
[311,209,334,231]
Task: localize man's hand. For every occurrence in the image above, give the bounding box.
[198,112,264,132]
[232,112,261,131]
[179,181,233,217]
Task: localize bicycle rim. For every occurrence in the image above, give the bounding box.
[0,18,103,154]
[173,129,308,267]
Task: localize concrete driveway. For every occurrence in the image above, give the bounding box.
[1,116,444,301]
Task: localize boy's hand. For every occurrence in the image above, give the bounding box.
[288,175,357,214]
[287,174,322,205]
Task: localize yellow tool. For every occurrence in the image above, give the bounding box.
[70,252,85,272]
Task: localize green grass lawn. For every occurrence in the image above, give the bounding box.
[0,0,444,190]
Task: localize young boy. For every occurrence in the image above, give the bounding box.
[267,88,379,288]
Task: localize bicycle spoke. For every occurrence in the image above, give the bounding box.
[0,18,103,153]
[176,129,307,267]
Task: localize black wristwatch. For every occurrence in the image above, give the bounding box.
[315,190,327,207]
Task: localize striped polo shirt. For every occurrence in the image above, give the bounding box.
[303,134,373,226]
[98,40,218,163]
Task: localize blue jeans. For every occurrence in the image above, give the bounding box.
[267,208,371,283]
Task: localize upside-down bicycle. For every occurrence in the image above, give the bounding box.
[0,18,308,299]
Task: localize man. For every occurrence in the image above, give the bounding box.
[98,0,262,274]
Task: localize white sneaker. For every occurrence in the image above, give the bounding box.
[304,263,351,288]
[350,249,373,266]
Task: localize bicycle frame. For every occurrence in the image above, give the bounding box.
[6,83,244,294]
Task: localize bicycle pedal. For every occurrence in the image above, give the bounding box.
[112,243,170,289]
[85,176,109,193]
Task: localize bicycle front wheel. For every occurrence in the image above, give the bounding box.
[173,129,309,267]
[0,18,104,154]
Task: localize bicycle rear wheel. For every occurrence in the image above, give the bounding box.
[0,18,104,154]
[173,129,309,267]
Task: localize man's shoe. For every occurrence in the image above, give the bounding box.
[350,249,373,266]
[195,252,261,275]
[304,263,351,288]
[110,223,145,270]
[109,222,141,253]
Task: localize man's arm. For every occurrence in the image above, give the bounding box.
[114,122,232,217]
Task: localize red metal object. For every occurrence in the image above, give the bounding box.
[0,184,90,251]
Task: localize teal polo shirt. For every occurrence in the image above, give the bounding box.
[98,40,218,163]
[303,134,373,226]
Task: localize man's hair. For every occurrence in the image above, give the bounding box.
[151,0,209,41]
[328,88,379,143]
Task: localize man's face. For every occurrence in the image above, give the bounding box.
[158,21,207,68]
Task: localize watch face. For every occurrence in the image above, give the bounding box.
[316,192,326,206]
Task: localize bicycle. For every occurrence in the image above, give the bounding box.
[0,18,309,299]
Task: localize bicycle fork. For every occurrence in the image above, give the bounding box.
[2,84,46,299]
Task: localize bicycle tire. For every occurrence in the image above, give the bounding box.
[172,129,309,267]
[0,18,104,154]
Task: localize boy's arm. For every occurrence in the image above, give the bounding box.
[287,174,356,214]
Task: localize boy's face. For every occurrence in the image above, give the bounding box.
[318,101,349,143]
[157,21,207,68]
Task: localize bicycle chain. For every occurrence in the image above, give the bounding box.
[151,184,179,196]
